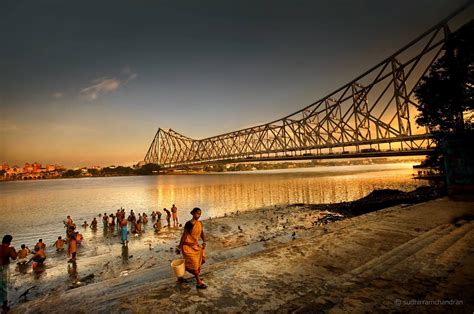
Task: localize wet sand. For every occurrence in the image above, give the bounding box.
[7,204,332,307]
[9,195,474,313]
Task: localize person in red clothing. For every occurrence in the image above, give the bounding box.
[1,235,18,312]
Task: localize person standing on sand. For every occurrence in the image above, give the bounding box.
[171,204,179,227]
[178,208,207,289]
[1,235,18,313]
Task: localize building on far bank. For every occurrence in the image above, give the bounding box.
[23,163,33,173]
[33,162,41,173]
[1,162,66,181]
[46,164,56,172]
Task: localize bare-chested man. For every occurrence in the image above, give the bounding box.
[54,236,65,251]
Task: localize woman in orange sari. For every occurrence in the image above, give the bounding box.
[179,208,207,289]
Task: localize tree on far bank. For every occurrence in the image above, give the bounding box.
[62,169,82,177]
[88,168,100,176]
[135,163,162,175]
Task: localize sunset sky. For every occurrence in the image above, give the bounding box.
[1,0,472,167]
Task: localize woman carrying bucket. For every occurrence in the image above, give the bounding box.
[178,208,207,289]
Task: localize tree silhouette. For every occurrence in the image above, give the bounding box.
[414,20,473,170]
[415,20,473,133]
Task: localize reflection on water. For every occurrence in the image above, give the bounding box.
[1,163,427,247]
[121,245,129,265]
[17,263,29,275]
[67,262,78,283]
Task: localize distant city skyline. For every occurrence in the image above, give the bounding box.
[1,0,472,167]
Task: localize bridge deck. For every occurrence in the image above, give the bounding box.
[166,148,433,169]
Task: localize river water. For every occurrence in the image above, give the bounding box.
[1,163,426,248]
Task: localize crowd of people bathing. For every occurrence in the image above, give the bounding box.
[85,203,181,245]
[26,204,182,266]
[1,204,208,311]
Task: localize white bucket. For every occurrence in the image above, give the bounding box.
[171,259,185,278]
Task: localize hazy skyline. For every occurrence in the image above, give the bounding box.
[1,0,472,167]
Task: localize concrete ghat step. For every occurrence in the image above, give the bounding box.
[332,224,455,286]
[380,221,474,281]
[351,225,457,282]
[424,225,474,275]
[325,222,474,313]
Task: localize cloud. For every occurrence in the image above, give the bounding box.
[80,77,121,100]
[52,92,63,99]
[125,73,138,83]
[80,69,138,101]
[122,66,139,83]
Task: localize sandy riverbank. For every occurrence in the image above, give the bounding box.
[9,188,474,313]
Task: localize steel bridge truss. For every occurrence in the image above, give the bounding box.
[144,6,470,168]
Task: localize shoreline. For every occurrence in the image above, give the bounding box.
[307,185,443,217]
[1,161,422,183]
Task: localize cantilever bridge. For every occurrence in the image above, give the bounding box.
[144,5,471,169]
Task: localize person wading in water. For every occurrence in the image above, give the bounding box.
[1,235,17,312]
